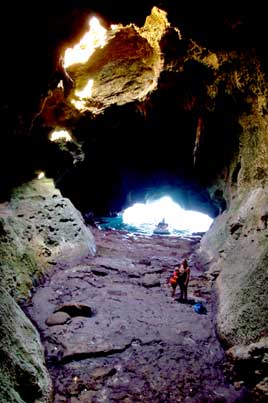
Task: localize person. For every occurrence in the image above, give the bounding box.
[168,267,180,298]
[177,258,190,301]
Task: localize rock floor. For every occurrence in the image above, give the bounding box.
[23,228,251,403]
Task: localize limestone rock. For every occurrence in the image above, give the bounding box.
[253,377,268,402]
[200,186,268,394]
[226,337,268,362]
[0,178,97,403]
[201,187,268,346]
[10,178,96,265]
[0,178,96,299]
[227,341,268,401]
[41,7,168,122]
[45,311,71,326]
[142,273,161,287]
[0,287,52,403]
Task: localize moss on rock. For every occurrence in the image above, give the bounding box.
[0,287,52,403]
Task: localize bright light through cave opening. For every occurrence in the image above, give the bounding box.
[63,16,108,68]
[63,16,113,111]
[122,196,213,234]
[49,129,72,142]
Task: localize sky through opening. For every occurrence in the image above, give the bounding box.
[122,196,213,234]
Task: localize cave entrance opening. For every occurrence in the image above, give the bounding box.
[97,196,213,235]
[63,16,108,68]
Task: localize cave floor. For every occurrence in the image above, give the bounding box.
[23,228,249,403]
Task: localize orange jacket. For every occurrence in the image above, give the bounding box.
[169,270,179,285]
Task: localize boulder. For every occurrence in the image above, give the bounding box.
[0,287,52,403]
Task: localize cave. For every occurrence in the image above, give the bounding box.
[1,2,268,402]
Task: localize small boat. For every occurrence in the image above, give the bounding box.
[153,219,170,235]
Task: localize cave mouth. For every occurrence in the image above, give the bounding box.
[97,195,213,235]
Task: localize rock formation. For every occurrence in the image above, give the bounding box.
[0,287,53,403]
[1,1,268,401]
[0,178,95,401]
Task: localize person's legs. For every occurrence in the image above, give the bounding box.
[183,286,188,301]
[171,284,176,298]
[179,283,183,300]
[179,283,188,301]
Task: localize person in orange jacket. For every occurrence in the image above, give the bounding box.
[168,267,180,298]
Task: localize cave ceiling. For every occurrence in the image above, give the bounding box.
[1,1,266,217]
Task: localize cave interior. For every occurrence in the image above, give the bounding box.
[1,1,267,219]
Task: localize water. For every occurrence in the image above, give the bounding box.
[96,215,191,236]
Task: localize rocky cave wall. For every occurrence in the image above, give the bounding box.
[199,75,268,397]
[0,179,96,402]
[1,1,268,401]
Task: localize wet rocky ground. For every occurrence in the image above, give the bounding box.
[23,228,251,403]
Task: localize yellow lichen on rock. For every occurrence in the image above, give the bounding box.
[139,6,170,50]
